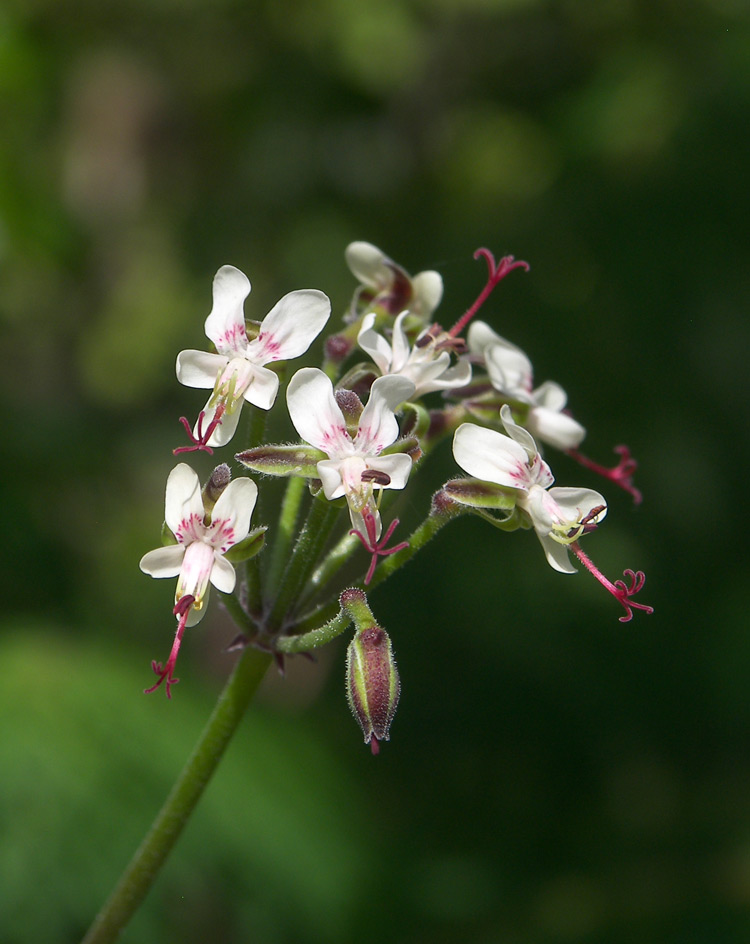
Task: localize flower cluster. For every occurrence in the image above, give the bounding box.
[139,242,652,741]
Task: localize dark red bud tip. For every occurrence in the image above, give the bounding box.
[340,587,367,608]
[370,737,380,756]
[431,488,460,517]
[325,334,353,363]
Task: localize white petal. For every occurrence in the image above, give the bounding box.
[164,464,204,538]
[528,405,586,451]
[209,477,258,549]
[204,265,251,356]
[345,241,391,289]
[417,357,473,395]
[210,552,237,593]
[485,341,533,397]
[199,395,244,448]
[547,487,607,525]
[367,453,413,490]
[532,380,568,412]
[356,374,415,454]
[452,423,531,490]
[287,368,351,456]
[248,289,331,363]
[499,405,539,461]
[242,364,280,411]
[186,586,210,626]
[176,350,228,389]
[317,458,346,500]
[357,312,393,375]
[176,540,216,608]
[390,312,411,372]
[139,544,186,578]
[536,532,577,574]
[411,270,443,316]
[467,321,502,356]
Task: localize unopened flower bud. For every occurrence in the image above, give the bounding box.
[346,625,400,755]
[202,463,232,514]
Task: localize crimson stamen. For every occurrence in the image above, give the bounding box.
[566,444,642,505]
[173,403,226,456]
[449,248,530,338]
[570,543,653,623]
[350,509,409,585]
[144,594,195,698]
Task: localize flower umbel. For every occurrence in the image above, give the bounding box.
[175,265,331,448]
[139,463,258,695]
[345,241,443,322]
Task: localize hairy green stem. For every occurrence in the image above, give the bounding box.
[266,476,306,595]
[267,497,340,632]
[80,646,272,944]
[275,610,351,654]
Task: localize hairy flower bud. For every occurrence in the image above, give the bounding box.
[346,625,400,755]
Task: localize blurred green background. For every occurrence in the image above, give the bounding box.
[2,0,749,941]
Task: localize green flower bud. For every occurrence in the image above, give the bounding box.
[346,625,400,755]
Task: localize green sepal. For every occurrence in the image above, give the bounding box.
[401,400,431,440]
[336,362,379,392]
[160,522,178,546]
[224,526,267,563]
[381,435,421,463]
[235,443,325,477]
[468,505,526,532]
[463,392,531,428]
[442,476,518,511]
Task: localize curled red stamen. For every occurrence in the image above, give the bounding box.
[144,594,195,698]
[173,404,226,456]
[350,509,409,585]
[570,544,653,623]
[449,248,530,338]
[567,444,642,505]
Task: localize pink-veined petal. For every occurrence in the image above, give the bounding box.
[176,350,228,389]
[356,374,415,454]
[176,540,215,609]
[452,423,531,490]
[357,313,393,375]
[139,544,186,579]
[209,477,258,550]
[164,464,205,539]
[287,368,351,456]
[204,265,251,356]
[247,289,331,363]
[241,364,280,411]
[209,552,237,594]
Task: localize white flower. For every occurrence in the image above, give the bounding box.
[452,405,606,573]
[345,241,443,320]
[286,367,415,535]
[139,463,258,626]
[176,265,331,447]
[467,321,586,450]
[358,311,472,397]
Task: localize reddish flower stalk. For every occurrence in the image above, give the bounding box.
[570,543,653,623]
[449,248,530,338]
[566,444,642,505]
[350,508,409,585]
[173,404,226,456]
[145,594,195,698]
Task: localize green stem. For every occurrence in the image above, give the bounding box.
[266,476,306,595]
[80,646,272,944]
[304,531,359,599]
[275,610,351,654]
[267,497,340,632]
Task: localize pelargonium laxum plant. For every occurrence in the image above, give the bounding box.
[82,242,652,944]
